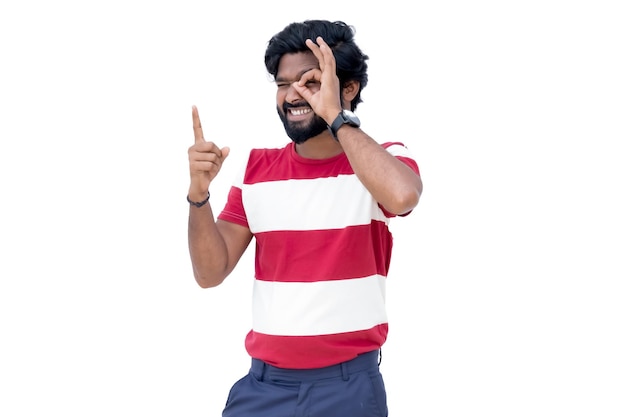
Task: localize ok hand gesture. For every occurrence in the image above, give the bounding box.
[291,36,343,124]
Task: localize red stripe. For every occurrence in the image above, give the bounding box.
[382,142,420,175]
[244,143,419,184]
[218,186,248,227]
[254,221,392,282]
[245,324,388,369]
[244,144,355,183]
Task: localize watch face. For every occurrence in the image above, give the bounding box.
[329,110,361,140]
[343,110,360,125]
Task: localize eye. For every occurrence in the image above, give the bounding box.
[304,80,322,90]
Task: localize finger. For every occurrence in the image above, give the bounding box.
[190,149,228,172]
[189,152,221,174]
[192,105,205,144]
[315,37,336,73]
[190,141,223,160]
[297,68,322,86]
[189,149,218,163]
[305,38,324,67]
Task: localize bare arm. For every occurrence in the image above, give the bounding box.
[293,37,422,215]
[188,206,252,288]
[187,106,253,288]
[334,127,422,215]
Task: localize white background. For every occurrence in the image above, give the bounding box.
[1,1,624,416]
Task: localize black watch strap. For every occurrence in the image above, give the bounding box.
[329,110,360,140]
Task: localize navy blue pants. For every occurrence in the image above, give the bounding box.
[222,350,387,417]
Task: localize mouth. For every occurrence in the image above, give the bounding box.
[289,107,313,116]
[287,106,313,121]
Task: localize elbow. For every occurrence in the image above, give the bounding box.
[193,269,227,289]
[195,276,225,289]
[388,184,422,215]
[388,172,423,215]
[196,279,220,289]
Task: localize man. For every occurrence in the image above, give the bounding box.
[187,20,422,417]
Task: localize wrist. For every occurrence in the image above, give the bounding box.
[324,107,343,125]
[188,187,209,203]
[328,109,361,141]
[187,192,210,208]
[188,183,209,200]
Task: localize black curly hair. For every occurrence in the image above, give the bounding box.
[264,20,369,111]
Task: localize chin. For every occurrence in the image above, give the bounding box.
[278,106,328,144]
[287,129,311,144]
[288,124,328,144]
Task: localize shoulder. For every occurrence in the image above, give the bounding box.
[244,143,293,184]
[382,142,420,175]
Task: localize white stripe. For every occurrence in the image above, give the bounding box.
[251,275,387,336]
[242,175,389,233]
[385,143,414,158]
[231,159,246,188]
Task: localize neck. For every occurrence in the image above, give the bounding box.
[294,132,343,159]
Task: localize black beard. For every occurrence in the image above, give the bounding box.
[277,104,328,144]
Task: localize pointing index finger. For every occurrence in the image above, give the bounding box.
[192,105,204,144]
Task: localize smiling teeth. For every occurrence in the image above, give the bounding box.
[290,108,312,116]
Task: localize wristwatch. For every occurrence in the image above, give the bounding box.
[328,110,361,140]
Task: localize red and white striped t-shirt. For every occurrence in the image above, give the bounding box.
[218,141,419,369]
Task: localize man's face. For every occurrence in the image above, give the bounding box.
[274,52,328,144]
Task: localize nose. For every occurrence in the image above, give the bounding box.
[285,82,304,105]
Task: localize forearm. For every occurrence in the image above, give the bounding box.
[187,202,230,288]
[337,126,422,215]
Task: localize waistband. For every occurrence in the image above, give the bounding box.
[250,350,380,382]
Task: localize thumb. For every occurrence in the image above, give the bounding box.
[221,146,231,160]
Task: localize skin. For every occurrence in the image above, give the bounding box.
[187,36,422,288]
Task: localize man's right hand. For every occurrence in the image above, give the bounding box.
[187,105,230,201]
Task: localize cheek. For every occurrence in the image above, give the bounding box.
[276,87,288,103]
[276,93,284,113]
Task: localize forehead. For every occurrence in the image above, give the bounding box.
[275,51,319,81]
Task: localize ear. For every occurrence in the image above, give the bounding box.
[341,80,360,107]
